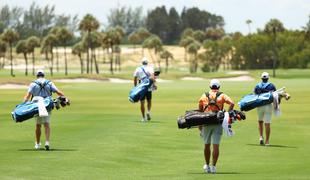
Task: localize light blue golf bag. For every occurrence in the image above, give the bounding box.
[238,92,274,111]
[11,97,54,123]
[128,78,153,103]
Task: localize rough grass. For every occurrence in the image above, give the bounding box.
[0,75,309,179]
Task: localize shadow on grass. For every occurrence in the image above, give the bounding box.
[246,144,297,148]
[188,172,255,175]
[18,148,78,152]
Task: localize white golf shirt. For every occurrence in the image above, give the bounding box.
[133,65,155,91]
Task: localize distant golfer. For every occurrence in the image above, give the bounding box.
[23,70,66,150]
[133,57,156,122]
[198,79,234,173]
[254,72,276,146]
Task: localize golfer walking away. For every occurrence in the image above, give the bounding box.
[198,79,234,173]
[254,72,276,146]
[23,70,66,150]
[133,57,156,122]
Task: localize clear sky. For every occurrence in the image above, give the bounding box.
[1,0,309,34]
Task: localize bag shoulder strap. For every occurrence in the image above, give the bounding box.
[204,91,223,111]
[33,80,52,96]
[141,66,150,78]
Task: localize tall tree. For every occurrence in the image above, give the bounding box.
[142,35,163,69]
[167,7,182,44]
[246,19,252,34]
[0,40,6,68]
[264,18,285,77]
[79,14,100,74]
[146,6,169,43]
[26,36,40,75]
[72,42,85,74]
[160,49,173,73]
[49,27,61,72]
[136,27,151,56]
[1,28,19,76]
[179,36,195,62]
[42,34,57,76]
[107,6,144,35]
[16,40,30,75]
[187,41,201,73]
[57,27,73,75]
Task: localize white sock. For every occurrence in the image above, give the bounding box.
[45,141,49,146]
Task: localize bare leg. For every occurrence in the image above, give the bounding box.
[204,144,211,165]
[265,123,270,144]
[35,124,41,144]
[140,100,145,118]
[44,123,50,142]
[147,99,152,112]
[212,144,220,166]
[258,120,264,138]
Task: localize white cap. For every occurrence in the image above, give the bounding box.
[141,57,148,65]
[210,79,220,89]
[36,69,45,76]
[261,72,269,79]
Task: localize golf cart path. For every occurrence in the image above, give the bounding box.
[0,84,28,89]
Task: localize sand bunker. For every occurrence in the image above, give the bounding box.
[219,75,254,81]
[108,78,131,83]
[181,75,254,81]
[181,77,206,81]
[156,78,173,83]
[0,84,28,89]
[226,71,249,75]
[55,78,104,83]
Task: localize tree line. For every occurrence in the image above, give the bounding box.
[0,2,309,77]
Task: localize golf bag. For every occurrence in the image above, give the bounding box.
[12,97,54,123]
[129,78,153,103]
[238,87,290,112]
[177,110,246,129]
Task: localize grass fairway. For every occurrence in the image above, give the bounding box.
[0,77,309,180]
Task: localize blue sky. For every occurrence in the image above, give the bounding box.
[1,0,309,34]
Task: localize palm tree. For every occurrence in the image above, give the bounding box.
[160,49,173,73]
[246,19,252,34]
[88,31,102,74]
[179,37,195,62]
[102,27,124,74]
[16,40,30,75]
[26,36,40,75]
[136,27,151,56]
[42,34,57,76]
[1,28,19,76]
[142,35,163,69]
[264,18,285,77]
[58,27,74,75]
[49,27,61,72]
[79,14,100,74]
[187,41,201,73]
[72,42,85,74]
[0,40,7,69]
[128,32,140,52]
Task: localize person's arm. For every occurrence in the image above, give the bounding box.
[198,97,204,131]
[224,94,235,111]
[23,92,32,102]
[134,77,138,86]
[55,90,65,97]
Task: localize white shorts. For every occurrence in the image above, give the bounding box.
[36,112,51,124]
[257,104,272,123]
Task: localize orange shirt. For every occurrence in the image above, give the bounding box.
[198,90,234,112]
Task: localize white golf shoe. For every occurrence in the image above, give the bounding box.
[203,164,211,173]
[210,166,216,174]
[141,117,147,122]
[34,143,41,150]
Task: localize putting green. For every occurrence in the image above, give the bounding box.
[0,77,309,179]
